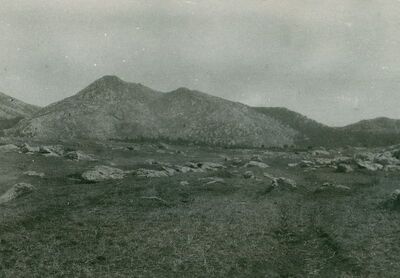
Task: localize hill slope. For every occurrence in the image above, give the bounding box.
[254,107,400,147]
[0,92,40,130]
[14,76,297,147]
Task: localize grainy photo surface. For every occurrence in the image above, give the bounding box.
[1,1,400,277]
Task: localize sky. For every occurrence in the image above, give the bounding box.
[1,0,400,126]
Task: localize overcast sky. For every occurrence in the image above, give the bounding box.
[1,0,400,126]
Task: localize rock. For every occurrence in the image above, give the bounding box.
[135,168,169,178]
[374,152,400,166]
[0,183,35,204]
[245,161,270,169]
[251,154,263,162]
[315,182,351,193]
[162,167,177,176]
[199,162,225,171]
[20,143,40,153]
[0,144,19,152]
[311,150,330,156]
[243,171,255,179]
[336,163,354,173]
[24,171,45,178]
[356,160,384,171]
[157,142,170,149]
[288,163,298,168]
[271,177,297,190]
[354,152,375,161]
[384,165,400,172]
[65,150,96,161]
[391,189,400,202]
[82,166,125,182]
[299,160,314,168]
[146,159,157,165]
[200,177,226,185]
[127,145,140,151]
[392,149,400,160]
[39,145,64,157]
[180,181,189,186]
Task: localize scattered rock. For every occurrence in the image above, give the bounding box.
[245,161,270,169]
[24,171,45,178]
[82,166,125,182]
[243,171,255,179]
[336,163,354,173]
[314,182,351,193]
[0,183,35,204]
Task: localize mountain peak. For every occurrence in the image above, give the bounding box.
[95,75,125,85]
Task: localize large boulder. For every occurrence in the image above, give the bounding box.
[356,160,383,171]
[0,183,35,204]
[0,144,19,152]
[82,165,125,182]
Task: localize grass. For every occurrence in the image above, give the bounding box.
[0,141,400,277]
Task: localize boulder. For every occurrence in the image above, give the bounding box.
[0,183,35,204]
[391,189,400,202]
[39,145,64,157]
[135,168,169,178]
[245,161,270,169]
[336,163,354,173]
[24,171,45,178]
[356,160,383,171]
[65,150,96,161]
[374,152,400,166]
[82,165,125,182]
[384,165,400,172]
[243,171,255,179]
[311,150,330,156]
[314,182,351,193]
[20,143,40,153]
[0,144,19,152]
[271,177,297,190]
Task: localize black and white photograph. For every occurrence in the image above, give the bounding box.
[1,0,400,277]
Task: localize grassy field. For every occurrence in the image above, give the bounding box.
[0,140,400,277]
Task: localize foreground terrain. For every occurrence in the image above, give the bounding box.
[1,139,400,277]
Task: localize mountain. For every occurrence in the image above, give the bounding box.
[13,76,298,147]
[254,107,400,147]
[0,92,40,130]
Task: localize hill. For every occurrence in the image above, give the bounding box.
[254,107,400,147]
[13,76,297,147]
[0,92,40,130]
